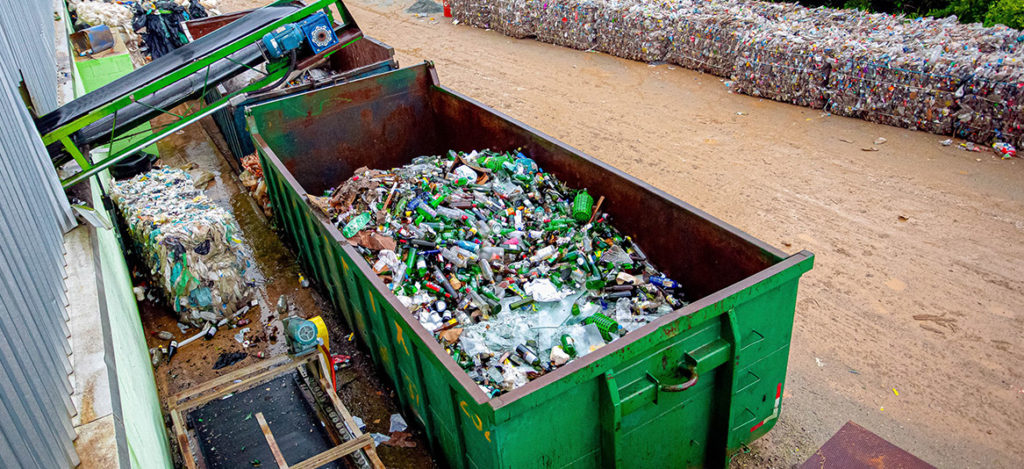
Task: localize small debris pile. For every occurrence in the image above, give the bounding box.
[71,1,147,65]
[313,149,686,396]
[112,168,253,325]
[239,153,272,217]
[129,0,218,61]
[451,0,1024,150]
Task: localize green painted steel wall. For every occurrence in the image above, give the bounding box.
[72,52,158,156]
[90,173,173,469]
[251,66,814,468]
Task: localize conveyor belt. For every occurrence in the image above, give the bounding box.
[35,3,302,136]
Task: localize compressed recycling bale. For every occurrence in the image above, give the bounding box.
[826,55,968,134]
[594,0,676,63]
[112,168,253,325]
[733,28,835,109]
[451,0,496,29]
[826,15,1022,135]
[494,0,542,38]
[954,59,1024,146]
[667,12,756,77]
[537,0,604,51]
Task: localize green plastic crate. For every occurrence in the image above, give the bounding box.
[248,62,813,469]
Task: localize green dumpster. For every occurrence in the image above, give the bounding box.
[247,62,813,469]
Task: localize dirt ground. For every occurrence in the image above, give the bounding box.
[216,1,1024,467]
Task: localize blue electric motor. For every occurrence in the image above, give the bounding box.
[282,316,319,356]
[261,11,339,59]
[297,11,339,54]
[261,23,304,59]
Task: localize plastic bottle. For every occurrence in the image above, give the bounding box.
[572,190,594,222]
[560,334,577,357]
[583,312,624,341]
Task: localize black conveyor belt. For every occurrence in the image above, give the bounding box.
[36,3,302,136]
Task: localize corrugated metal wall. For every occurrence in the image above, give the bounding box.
[0,0,80,468]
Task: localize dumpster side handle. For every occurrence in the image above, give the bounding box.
[660,329,737,392]
[657,311,739,393]
[598,311,740,467]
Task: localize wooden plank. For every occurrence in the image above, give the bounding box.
[316,354,360,433]
[317,375,385,469]
[171,354,295,405]
[256,412,290,468]
[177,355,313,412]
[363,443,386,469]
[170,410,198,469]
[319,376,362,436]
[289,434,373,469]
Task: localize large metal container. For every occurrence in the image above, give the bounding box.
[247,62,814,469]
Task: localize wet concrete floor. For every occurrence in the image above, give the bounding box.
[132,107,437,467]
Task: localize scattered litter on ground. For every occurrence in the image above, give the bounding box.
[212,352,248,370]
[234,327,250,344]
[370,433,391,447]
[382,431,417,448]
[331,354,352,370]
[389,413,408,433]
[350,415,367,433]
[993,142,1017,158]
[912,313,958,332]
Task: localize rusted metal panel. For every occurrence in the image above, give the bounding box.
[800,421,936,469]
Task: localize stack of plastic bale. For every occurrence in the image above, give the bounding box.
[954,56,1024,147]
[494,0,543,38]
[731,4,843,109]
[593,0,677,63]
[112,168,253,325]
[827,15,983,135]
[951,26,1024,146]
[450,0,497,29]
[824,13,906,120]
[536,0,605,51]
[665,1,762,77]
